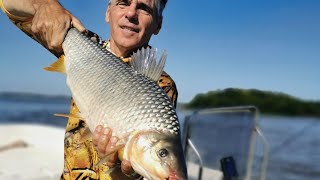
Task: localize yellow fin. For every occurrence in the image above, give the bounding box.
[54,113,84,120]
[94,143,125,167]
[118,148,124,161]
[44,55,66,74]
[104,163,121,175]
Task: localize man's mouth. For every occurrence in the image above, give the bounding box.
[121,25,139,33]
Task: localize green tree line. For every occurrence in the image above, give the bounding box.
[185,88,320,117]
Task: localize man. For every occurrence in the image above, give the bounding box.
[1,0,178,179]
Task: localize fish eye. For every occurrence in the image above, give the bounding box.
[158,148,169,158]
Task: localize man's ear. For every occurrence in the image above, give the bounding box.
[153,17,163,35]
[105,5,111,23]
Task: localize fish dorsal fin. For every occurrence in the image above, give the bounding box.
[130,47,167,81]
[43,55,66,74]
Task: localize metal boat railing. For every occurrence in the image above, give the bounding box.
[182,106,269,180]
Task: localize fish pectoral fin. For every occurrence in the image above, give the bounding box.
[105,163,120,175]
[94,143,125,167]
[117,147,124,162]
[43,55,66,74]
[130,47,167,82]
[54,113,70,118]
[54,112,85,120]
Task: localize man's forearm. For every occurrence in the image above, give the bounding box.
[2,0,59,17]
[2,0,85,57]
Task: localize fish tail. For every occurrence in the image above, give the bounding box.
[43,55,66,74]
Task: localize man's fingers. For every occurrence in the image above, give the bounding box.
[71,16,86,32]
[93,127,130,171]
[106,152,119,168]
[105,136,118,154]
[104,136,118,159]
[97,128,112,156]
[29,1,84,55]
[121,160,135,176]
[47,24,60,51]
[92,125,103,147]
[31,12,46,46]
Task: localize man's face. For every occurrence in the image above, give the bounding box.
[106,0,162,55]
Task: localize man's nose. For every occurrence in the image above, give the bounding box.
[126,3,138,20]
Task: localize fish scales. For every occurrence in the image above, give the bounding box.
[62,28,180,136]
[50,28,189,179]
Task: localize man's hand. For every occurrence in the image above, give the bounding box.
[31,0,85,56]
[2,0,85,56]
[92,125,136,177]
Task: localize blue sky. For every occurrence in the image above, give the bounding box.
[0,0,319,103]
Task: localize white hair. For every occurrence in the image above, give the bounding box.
[108,0,167,17]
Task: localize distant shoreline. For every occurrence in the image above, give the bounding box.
[183,88,320,117]
[0,92,71,103]
[2,90,320,118]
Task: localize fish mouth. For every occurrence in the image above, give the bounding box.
[120,25,139,33]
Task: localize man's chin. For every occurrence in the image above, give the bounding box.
[112,40,142,56]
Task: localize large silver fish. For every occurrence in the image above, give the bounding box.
[46,28,187,180]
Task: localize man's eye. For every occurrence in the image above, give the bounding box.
[142,7,152,14]
[138,5,153,15]
[116,1,129,6]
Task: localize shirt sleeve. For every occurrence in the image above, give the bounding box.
[1,0,45,53]
[158,71,178,108]
[1,1,104,58]
[0,0,31,21]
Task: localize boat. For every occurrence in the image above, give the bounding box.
[0,106,269,180]
[0,124,65,180]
